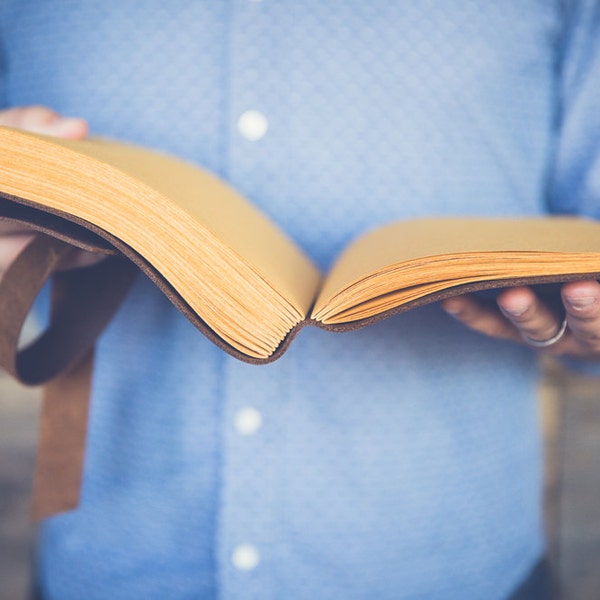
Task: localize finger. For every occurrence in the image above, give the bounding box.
[441,294,521,342]
[60,250,105,271]
[0,232,104,281]
[561,281,600,354]
[496,286,564,345]
[0,233,35,280]
[0,106,88,140]
[0,221,36,236]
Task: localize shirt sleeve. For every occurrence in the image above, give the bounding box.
[548,0,600,218]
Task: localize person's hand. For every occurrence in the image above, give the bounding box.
[442,281,600,360]
[0,106,101,277]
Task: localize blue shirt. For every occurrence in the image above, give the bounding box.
[2,2,600,598]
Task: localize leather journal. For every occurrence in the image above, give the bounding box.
[1,126,600,519]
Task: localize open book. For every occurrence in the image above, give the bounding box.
[5,126,600,520]
[2,126,600,366]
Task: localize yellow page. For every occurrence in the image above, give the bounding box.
[55,135,322,318]
[312,216,600,319]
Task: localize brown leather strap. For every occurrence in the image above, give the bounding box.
[32,349,94,520]
[0,234,73,383]
[0,233,136,519]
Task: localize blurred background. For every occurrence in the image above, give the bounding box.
[1,358,599,599]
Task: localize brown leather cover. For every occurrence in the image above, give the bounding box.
[4,192,600,364]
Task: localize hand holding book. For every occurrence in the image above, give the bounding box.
[443,280,600,357]
[0,106,99,272]
[0,106,105,519]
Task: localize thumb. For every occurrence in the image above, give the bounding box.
[0,105,88,140]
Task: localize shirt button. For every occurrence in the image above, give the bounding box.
[232,544,261,571]
[234,407,263,435]
[237,110,268,141]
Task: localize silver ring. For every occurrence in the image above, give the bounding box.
[522,317,568,348]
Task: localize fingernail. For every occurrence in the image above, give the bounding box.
[442,304,459,316]
[34,116,87,139]
[441,299,462,316]
[500,303,528,317]
[565,295,596,311]
[49,117,87,137]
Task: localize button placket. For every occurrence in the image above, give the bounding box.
[220,4,284,595]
